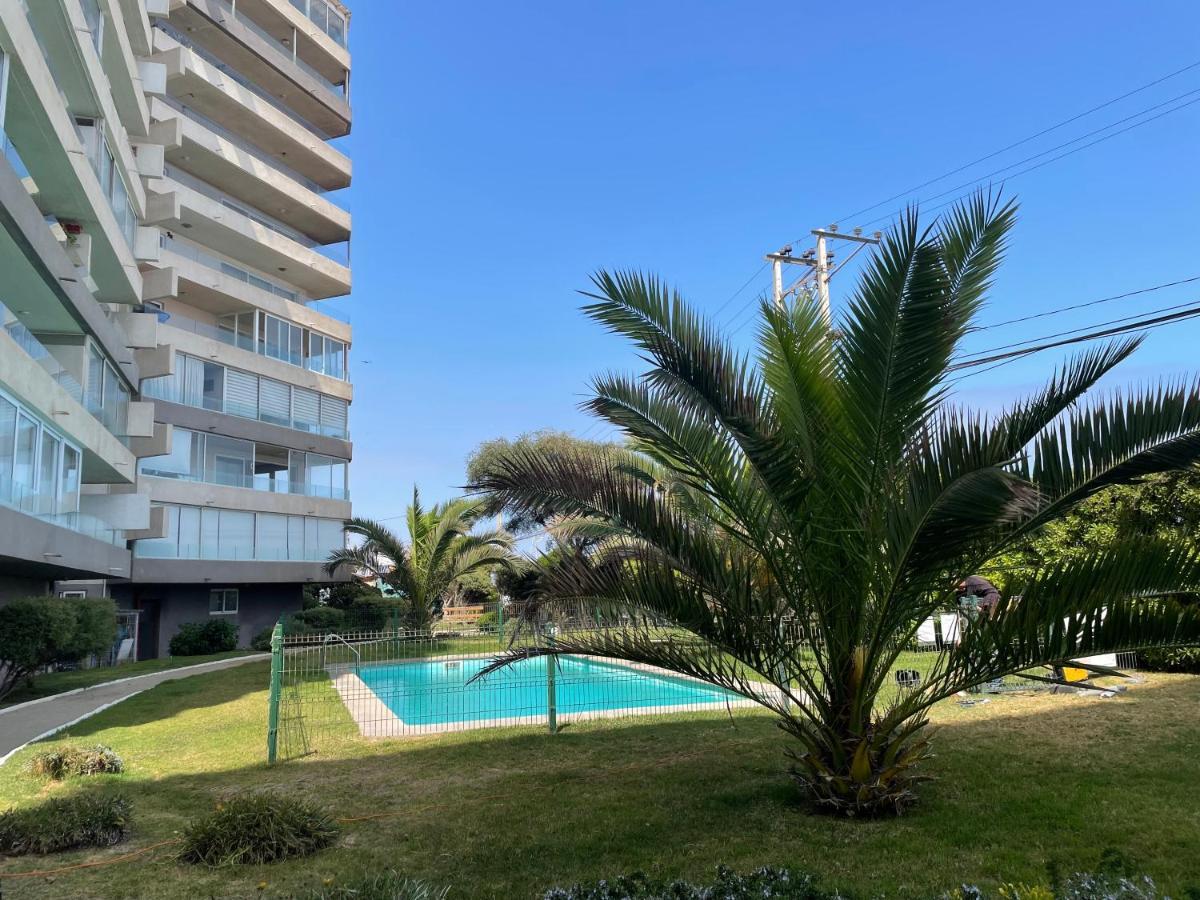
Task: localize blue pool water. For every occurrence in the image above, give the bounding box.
[356,655,738,726]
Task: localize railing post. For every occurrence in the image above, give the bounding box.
[545,625,557,735]
[266,621,284,765]
[496,599,504,648]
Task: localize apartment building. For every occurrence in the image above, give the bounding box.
[0,0,353,658]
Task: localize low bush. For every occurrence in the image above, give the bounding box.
[178,793,338,866]
[544,866,844,899]
[293,606,347,632]
[475,610,499,629]
[0,794,131,856]
[1137,646,1200,673]
[27,745,124,780]
[169,619,238,656]
[306,871,450,900]
[251,626,275,651]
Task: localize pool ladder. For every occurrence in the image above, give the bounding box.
[321,632,361,677]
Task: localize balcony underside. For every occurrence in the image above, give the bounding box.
[170,0,350,138]
[0,505,131,580]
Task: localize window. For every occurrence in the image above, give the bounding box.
[135,504,346,561]
[209,588,239,615]
[79,0,104,55]
[59,590,87,598]
[0,396,15,486]
[201,361,224,411]
[13,413,37,489]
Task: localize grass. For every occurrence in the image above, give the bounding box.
[0,652,256,708]
[0,662,1197,898]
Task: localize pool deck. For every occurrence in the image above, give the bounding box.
[327,653,777,738]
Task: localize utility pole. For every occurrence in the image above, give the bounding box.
[809,226,882,324]
[764,245,814,308]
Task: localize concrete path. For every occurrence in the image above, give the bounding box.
[0,654,268,765]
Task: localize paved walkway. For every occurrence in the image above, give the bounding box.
[0,654,268,765]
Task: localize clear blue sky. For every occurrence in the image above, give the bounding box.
[336,0,1200,524]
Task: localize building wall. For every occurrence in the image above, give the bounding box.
[112,581,303,657]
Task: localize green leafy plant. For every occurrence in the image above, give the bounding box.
[0,597,118,700]
[26,745,124,780]
[1137,645,1200,672]
[0,794,131,855]
[251,626,275,651]
[471,193,1200,815]
[177,793,338,866]
[307,871,450,900]
[544,866,844,899]
[169,619,238,656]
[325,488,516,630]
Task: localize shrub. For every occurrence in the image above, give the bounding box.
[293,606,347,632]
[169,619,238,656]
[178,793,338,866]
[475,610,499,629]
[0,597,118,700]
[26,745,124,780]
[251,626,275,651]
[307,871,450,900]
[1137,646,1200,673]
[0,794,131,856]
[544,866,843,899]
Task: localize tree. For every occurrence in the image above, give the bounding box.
[0,597,117,699]
[469,194,1200,816]
[467,431,620,534]
[325,486,516,629]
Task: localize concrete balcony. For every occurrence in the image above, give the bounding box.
[152,31,351,189]
[166,0,350,137]
[144,176,351,299]
[236,0,350,88]
[152,257,351,352]
[0,503,132,581]
[150,98,349,243]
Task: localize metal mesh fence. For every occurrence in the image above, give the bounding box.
[265,602,1143,763]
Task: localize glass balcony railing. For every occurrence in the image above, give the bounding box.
[160,233,301,302]
[208,0,347,100]
[289,0,347,48]
[139,466,349,501]
[1,302,87,405]
[0,472,125,546]
[135,541,334,561]
[303,299,350,324]
[159,96,326,194]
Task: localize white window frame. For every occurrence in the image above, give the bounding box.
[59,590,88,598]
[209,588,239,615]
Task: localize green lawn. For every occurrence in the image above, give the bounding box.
[0,662,1197,899]
[0,652,258,708]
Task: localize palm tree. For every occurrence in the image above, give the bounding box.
[325,487,515,629]
[469,194,1200,816]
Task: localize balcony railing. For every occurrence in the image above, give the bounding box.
[210,0,347,100]
[0,472,125,546]
[1,302,86,405]
[160,233,301,302]
[140,466,349,500]
[160,95,326,193]
[135,541,335,561]
[288,0,347,48]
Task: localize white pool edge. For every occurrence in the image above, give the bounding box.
[327,654,774,738]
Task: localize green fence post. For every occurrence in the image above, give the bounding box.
[545,626,557,734]
[266,621,284,765]
[496,600,505,648]
[391,605,399,636]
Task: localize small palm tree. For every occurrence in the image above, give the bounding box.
[325,487,515,629]
[470,194,1200,816]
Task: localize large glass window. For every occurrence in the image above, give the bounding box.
[201,361,224,411]
[135,505,346,561]
[14,413,37,490]
[38,432,60,514]
[0,397,15,488]
[60,445,80,514]
[218,510,254,559]
[256,513,288,560]
[204,434,253,488]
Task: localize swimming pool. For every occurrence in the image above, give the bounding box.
[336,655,746,736]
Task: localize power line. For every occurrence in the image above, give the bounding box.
[855,89,1200,232]
[711,262,770,318]
[834,58,1200,225]
[949,300,1200,371]
[972,275,1200,332]
[960,299,1200,359]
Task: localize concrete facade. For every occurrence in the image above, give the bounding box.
[0,0,354,658]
